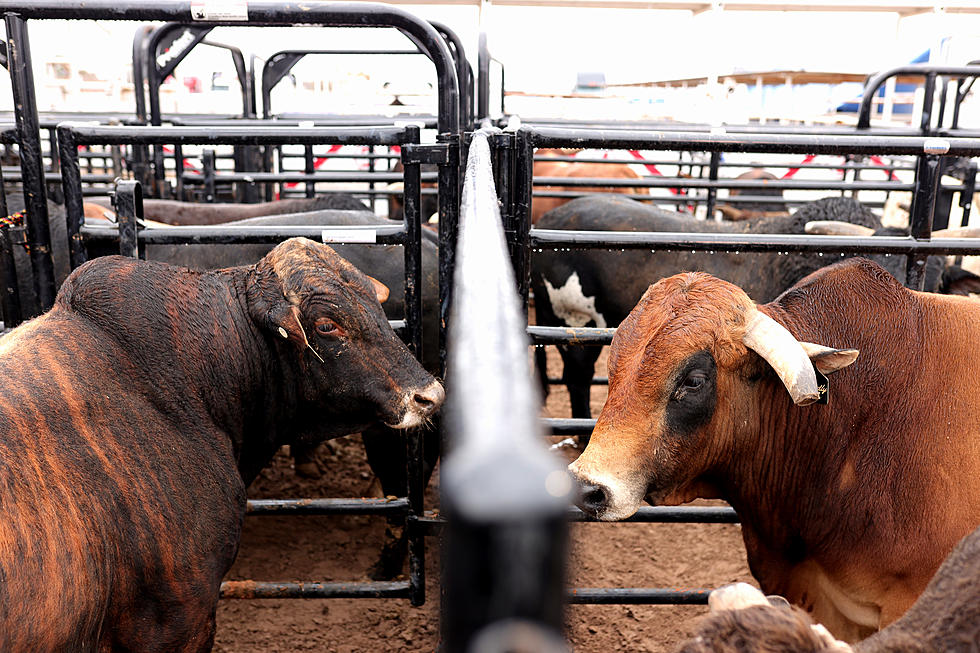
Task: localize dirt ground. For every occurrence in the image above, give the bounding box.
[214,346,754,652]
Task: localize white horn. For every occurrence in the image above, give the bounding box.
[742,308,819,405]
[932,226,980,238]
[804,221,875,237]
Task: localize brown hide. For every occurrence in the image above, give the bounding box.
[718,168,788,220]
[570,258,980,642]
[0,238,440,651]
[532,149,646,224]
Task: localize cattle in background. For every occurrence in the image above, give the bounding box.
[89,193,370,225]
[716,168,788,221]
[0,238,443,651]
[531,149,647,224]
[680,524,980,652]
[569,258,980,641]
[532,194,980,418]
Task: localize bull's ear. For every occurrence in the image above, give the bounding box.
[366,275,389,304]
[799,342,859,375]
[246,261,310,349]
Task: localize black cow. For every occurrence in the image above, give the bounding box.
[532,194,980,418]
[0,238,443,652]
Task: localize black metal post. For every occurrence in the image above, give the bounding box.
[56,124,87,271]
[5,12,56,312]
[705,151,720,218]
[442,129,569,653]
[112,179,142,259]
[304,145,315,199]
[202,148,216,202]
[907,153,940,291]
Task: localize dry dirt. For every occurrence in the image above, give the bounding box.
[214,346,754,652]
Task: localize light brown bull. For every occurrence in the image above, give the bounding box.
[569,258,980,642]
[532,149,647,223]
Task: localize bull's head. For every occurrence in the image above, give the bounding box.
[247,237,443,435]
[569,272,857,520]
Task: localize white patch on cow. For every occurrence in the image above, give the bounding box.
[542,272,607,328]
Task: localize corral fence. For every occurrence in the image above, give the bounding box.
[5,1,980,649]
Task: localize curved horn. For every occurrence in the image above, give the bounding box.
[931,226,980,238]
[742,308,819,405]
[804,221,875,236]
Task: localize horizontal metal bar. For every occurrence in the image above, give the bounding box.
[532,177,920,192]
[534,155,916,172]
[59,124,408,147]
[80,224,406,245]
[245,497,409,516]
[529,325,615,345]
[531,230,980,255]
[220,580,410,600]
[543,417,595,435]
[568,588,712,605]
[416,505,738,531]
[181,171,437,183]
[529,127,980,156]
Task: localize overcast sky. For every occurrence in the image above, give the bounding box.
[4,5,980,111]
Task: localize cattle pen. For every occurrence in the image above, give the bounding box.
[3,1,980,651]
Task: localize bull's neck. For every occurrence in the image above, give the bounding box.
[720,296,929,557]
[89,263,297,483]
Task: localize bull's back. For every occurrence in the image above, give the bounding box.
[0,313,243,651]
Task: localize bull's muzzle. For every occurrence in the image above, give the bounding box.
[385,380,445,429]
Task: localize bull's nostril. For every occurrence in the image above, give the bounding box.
[414,393,434,408]
[580,484,608,517]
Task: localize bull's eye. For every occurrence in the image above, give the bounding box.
[673,371,707,401]
[315,318,343,337]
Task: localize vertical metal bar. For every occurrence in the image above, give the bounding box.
[368,144,377,213]
[0,163,21,329]
[5,13,56,312]
[437,134,461,376]
[514,128,534,309]
[400,125,425,607]
[304,145,315,199]
[0,224,22,329]
[477,31,490,120]
[202,149,216,203]
[906,154,939,291]
[959,162,976,228]
[112,179,142,259]
[442,130,569,653]
[47,127,59,173]
[919,72,937,133]
[705,151,720,219]
[174,144,185,200]
[936,77,949,128]
[56,125,87,271]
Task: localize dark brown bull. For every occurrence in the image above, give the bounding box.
[680,524,980,652]
[717,168,788,221]
[569,258,980,641]
[0,237,442,651]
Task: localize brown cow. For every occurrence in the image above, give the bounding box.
[679,523,980,652]
[717,168,788,221]
[0,237,442,651]
[569,258,980,642]
[531,148,646,224]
